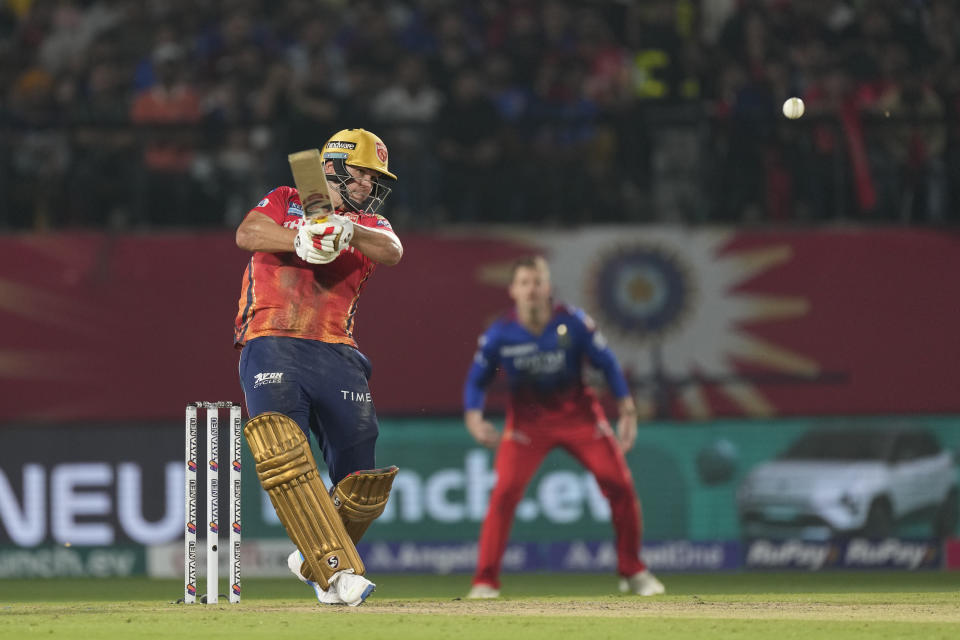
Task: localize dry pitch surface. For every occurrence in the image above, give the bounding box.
[326,597,960,622]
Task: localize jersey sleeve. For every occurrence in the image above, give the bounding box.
[463,325,502,411]
[370,213,394,232]
[571,308,630,399]
[247,187,293,224]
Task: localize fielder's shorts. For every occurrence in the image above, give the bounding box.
[239,336,378,484]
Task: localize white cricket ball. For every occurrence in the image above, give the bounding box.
[782,97,805,119]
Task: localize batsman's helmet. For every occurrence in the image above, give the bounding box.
[322,128,396,213]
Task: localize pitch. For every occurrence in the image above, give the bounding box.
[2,572,957,639]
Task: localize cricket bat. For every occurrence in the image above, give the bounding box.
[287,149,334,220]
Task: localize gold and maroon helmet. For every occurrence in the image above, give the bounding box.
[322,128,396,213]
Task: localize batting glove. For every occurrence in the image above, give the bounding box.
[314,214,354,254]
[294,223,337,264]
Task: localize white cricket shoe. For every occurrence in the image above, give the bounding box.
[466,583,500,599]
[287,549,344,605]
[330,569,376,607]
[619,570,665,596]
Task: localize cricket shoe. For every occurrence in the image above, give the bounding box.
[287,549,344,605]
[619,570,665,596]
[330,569,376,606]
[466,583,500,599]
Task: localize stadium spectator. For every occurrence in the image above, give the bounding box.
[371,55,444,224]
[129,43,204,226]
[5,66,68,229]
[873,71,947,222]
[68,59,137,227]
[435,66,503,221]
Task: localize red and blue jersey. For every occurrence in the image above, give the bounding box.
[234,186,395,348]
[463,304,630,429]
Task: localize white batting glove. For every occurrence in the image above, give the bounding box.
[314,214,354,254]
[294,223,337,264]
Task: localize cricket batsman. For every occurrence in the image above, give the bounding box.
[463,256,665,598]
[233,129,401,606]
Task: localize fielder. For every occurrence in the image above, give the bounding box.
[234,129,401,606]
[463,256,664,598]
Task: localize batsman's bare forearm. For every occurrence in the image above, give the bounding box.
[350,225,403,266]
[236,211,297,253]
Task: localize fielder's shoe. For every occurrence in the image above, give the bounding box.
[330,569,376,607]
[619,569,665,596]
[466,583,500,599]
[287,549,344,605]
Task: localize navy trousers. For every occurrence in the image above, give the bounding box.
[239,336,378,484]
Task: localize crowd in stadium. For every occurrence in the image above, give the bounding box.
[2,0,959,229]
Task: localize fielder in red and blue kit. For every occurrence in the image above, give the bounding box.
[463,256,664,598]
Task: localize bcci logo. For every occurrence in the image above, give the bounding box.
[591,244,695,342]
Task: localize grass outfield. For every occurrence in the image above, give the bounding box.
[1,572,958,639]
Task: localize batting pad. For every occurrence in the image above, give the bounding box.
[332,466,399,544]
[244,412,364,589]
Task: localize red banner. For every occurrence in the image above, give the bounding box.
[0,228,957,421]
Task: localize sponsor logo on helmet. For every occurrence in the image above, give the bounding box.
[323,152,348,160]
[375,141,388,163]
[327,141,357,150]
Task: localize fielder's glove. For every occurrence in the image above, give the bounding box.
[294,222,337,264]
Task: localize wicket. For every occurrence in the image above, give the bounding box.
[184,401,242,604]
